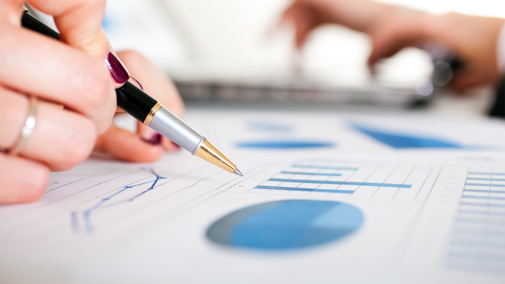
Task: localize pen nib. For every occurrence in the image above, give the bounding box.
[233,168,244,177]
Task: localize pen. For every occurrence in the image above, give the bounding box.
[21,10,243,177]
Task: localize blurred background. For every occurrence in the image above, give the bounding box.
[32,0,505,110]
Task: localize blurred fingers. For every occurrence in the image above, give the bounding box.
[0,153,49,204]
[116,51,184,117]
[95,124,164,163]
[450,69,490,92]
[281,3,321,50]
[116,51,184,151]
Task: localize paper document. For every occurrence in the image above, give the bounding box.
[1,108,504,284]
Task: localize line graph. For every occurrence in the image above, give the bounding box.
[71,168,166,234]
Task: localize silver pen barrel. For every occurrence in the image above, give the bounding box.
[148,105,205,155]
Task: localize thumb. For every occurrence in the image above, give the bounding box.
[27,0,129,85]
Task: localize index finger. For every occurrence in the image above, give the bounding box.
[26,0,107,59]
[21,0,129,86]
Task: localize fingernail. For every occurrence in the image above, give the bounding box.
[142,133,162,145]
[106,50,129,84]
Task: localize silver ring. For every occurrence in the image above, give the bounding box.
[7,96,37,155]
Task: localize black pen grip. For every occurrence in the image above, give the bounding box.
[21,11,60,40]
[116,82,157,122]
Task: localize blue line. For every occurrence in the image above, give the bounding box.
[460,202,505,208]
[467,178,505,181]
[462,195,505,201]
[466,183,505,187]
[292,165,358,170]
[464,189,505,194]
[280,171,342,176]
[73,168,166,234]
[255,185,354,194]
[468,172,505,176]
[267,178,412,188]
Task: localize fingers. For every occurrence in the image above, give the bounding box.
[26,0,107,58]
[450,69,490,92]
[27,0,131,87]
[281,3,320,50]
[368,31,417,67]
[117,51,184,117]
[0,88,96,171]
[367,9,428,67]
[0,153,49,204]
[94,124,164,163]
[116,51,184,151]
[0,25,116,134]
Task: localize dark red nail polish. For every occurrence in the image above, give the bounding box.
[142,133,162,145]
[106,51,129,84]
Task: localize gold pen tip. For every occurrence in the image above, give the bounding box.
[233,168,243,177]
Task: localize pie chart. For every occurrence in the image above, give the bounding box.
[207,200,363,250]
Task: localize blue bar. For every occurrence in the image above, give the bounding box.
[467,178,505,181]
[255,185,354,194]
[280,171,342,177]
[460,202,505,208]
[466,183,505,188]
[465,189,505,194]
[469,172,505,176]
[292,165,358,171]
[268,178,412,188]
[462,195,505,201]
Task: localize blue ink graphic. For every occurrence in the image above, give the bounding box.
[266,178,412,188]
[236,140,335,149]
[71,168,166,234]
[255,186,355,194]
[249,121,293,132]
[291,165,358,170]
[353,125,462,149]
[280,171,342,177]
[447,172,505,273]
[207,200,364,250]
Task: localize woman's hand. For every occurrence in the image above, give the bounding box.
[0,0,184,204]
[281,0,505,91]
[95,50,184,163]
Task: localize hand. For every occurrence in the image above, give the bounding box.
[94,50,185,163]
[0,0,122,204]
[281,0,505,91]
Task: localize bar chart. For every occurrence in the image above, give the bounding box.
[249,161,437,201]
[447,170,505,273]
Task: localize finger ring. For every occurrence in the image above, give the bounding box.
[7,95,37,155]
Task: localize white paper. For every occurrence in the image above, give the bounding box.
[1,109,505,284]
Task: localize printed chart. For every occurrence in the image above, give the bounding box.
[207,200,364,250]
[447,171,505,273]
[232,161,438,202]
